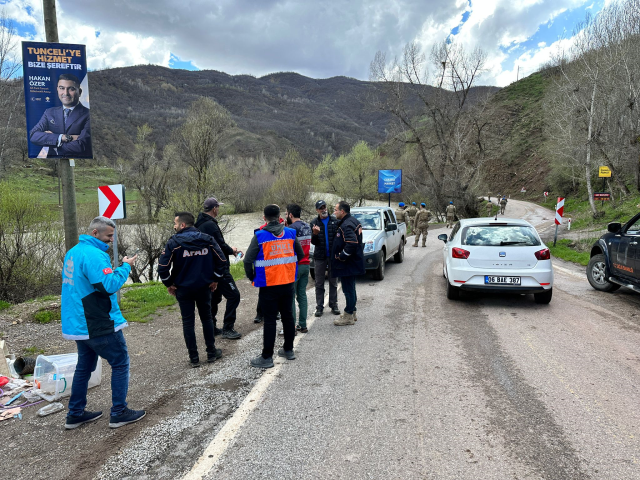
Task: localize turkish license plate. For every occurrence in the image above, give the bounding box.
[485,276,521,285]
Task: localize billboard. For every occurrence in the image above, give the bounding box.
[377,169,402,194]
[22,41,93,159]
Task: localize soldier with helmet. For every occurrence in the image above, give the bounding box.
[446,201,457,228]
[412,203,431,247]
[406,202,418,234]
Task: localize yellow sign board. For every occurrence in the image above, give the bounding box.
[599,166,612,177]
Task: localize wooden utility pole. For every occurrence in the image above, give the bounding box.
[43,0,78,251]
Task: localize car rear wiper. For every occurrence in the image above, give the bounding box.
[499,241,531,245]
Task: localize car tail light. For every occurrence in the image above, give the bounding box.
[452,247,470,259]
[535,248,551,260]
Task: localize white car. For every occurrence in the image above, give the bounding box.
[438,217,554,304]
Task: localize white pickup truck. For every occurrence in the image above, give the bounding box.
[310,206,407,281]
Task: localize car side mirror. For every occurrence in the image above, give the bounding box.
[438,234,448,242]
[385,223,397,232]
[607,222,622,233]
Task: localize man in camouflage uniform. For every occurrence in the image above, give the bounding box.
[412,203,431,247]
[406,202,418,234]
[500,196,507,215]
[395,202,409,225]
[486,201,493,216]
[446,201,457,228]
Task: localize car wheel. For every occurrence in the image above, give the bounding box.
[586,254,620,292]
[446,279,459,300]
[534,288,553,304]
[310,268,315,280]
[373,253,385,280]
[394,239,404,263]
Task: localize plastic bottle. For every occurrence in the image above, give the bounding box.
[37,402,64,417]
[236,252,243,260]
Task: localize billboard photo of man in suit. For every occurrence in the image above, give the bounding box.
[29,73,92,159]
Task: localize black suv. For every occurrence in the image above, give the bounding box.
[587,212,640,293]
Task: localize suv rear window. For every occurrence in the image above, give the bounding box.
[461,225,541,246]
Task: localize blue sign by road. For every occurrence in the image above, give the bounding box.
[378,169,402,194]
[22,41,93,159]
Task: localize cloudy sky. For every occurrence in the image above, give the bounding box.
[2,0,607,87]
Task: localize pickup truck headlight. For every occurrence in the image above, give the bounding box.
[363,240,375,253]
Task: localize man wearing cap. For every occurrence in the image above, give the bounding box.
[244,204,304,368]
[406,202,419,235]
[446,201,457,228]
[412,203,432,247]
[195,197,242,340]
[310,200,340,317]
[395,202,409,228]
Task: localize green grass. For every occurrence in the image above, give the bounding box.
[0,300,10,311]
[549,239,591,266]
[229,262,245,281]
[27,294,59,304]
[23,346,45,355]
[120,282,177,323]
[554,194,640,230]
[33,308,61,324]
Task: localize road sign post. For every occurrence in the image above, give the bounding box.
[554,197,565,247]
[98,185,126,301]
[599,166,611,208]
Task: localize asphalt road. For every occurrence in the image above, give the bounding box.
[191,199,640,480]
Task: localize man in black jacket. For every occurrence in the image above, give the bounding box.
[194,197,242,340]
[310,200,340,317]
[159,212,228,367]
[331,201,365,326]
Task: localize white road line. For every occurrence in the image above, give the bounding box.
[182,285,341,480]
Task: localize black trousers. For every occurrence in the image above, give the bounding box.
[210,271,241,330]
[176,285,216,362]
[259,283,295,358]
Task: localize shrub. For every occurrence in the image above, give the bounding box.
[33,308,61,324]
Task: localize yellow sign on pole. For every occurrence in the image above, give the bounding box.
[599,166,612,177]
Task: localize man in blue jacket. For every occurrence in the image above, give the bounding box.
[158,212,228,368]
[61,216,145,430]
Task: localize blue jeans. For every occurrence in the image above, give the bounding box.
[340,276,357,314]
[68,329,130,417]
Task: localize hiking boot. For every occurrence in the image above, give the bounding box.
[412,244,419,247]
[207,348,223,363]
[109,408,146,428]
[278,348,296,360]
[296,325,308,333]
[253,316,264,323]
[214,327,223,336]
[331,306,341,315]
[334,312,355,326]
[190,359,201,368]
[222,329,242,340]
[250,355,274,369]
[314,309,323,317]
[65,410,103,430]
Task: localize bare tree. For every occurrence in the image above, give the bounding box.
[369,41,491,215]
[0,11,22,172]
[173,97,235,198]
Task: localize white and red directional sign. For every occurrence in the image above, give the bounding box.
[98,184,126,220]
[544,191,549,197]
[555,197,565,225]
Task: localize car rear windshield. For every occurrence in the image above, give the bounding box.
[461,225,541,246]
[353,212,381,230]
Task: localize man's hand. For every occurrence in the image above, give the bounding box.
[167,286,177,296]
[209,282,218,292]
[312,225,320,235]
[122,254,138,266]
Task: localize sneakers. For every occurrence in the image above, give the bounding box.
[253,316,264,323]
[65,410,103,430]
[331,306,341,315]
[222,329,242,340]
[296,325,308,333]
[314,309,323,317]
[214,327,223,336]
[109,408,146,429]
[334,312,355,326]
[278,348,296,360]
[207,348,223,363]
[250,355,274,369]
[190,359,201,368]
